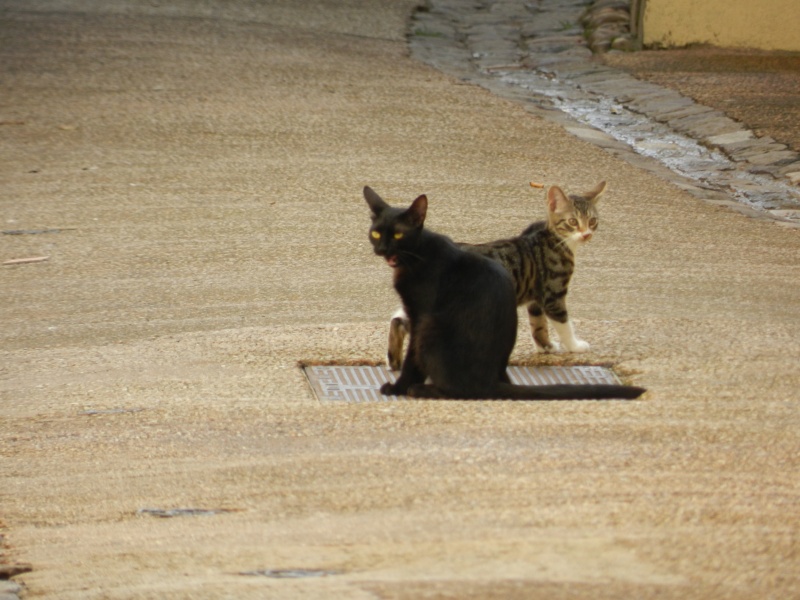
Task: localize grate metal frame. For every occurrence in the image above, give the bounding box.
[303,364,623,402]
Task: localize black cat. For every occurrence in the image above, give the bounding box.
[364,186,645,400]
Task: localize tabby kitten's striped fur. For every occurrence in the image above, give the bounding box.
[387,181,605,371]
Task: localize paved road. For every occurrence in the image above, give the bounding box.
[2,1,799,599]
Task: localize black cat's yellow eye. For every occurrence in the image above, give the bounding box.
[371,231,381,240]
[393,232,404,240]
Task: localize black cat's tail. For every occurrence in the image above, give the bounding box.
[495,382,646,400]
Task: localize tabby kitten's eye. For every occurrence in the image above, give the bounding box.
[568,218,578,226]
[393,232,404,240]
[371,231,381,240]
[589,218,598,227]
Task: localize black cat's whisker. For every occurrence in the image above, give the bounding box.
[397,250,425,263]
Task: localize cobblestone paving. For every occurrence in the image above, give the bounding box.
[410,0,800,225]
[603,49,800,156]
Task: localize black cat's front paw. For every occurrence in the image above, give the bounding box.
[380,382,402,396]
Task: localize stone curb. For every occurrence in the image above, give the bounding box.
[410,0,800,227]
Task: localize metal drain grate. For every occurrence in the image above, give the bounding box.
[303,365,622,402]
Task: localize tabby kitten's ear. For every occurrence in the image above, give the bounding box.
[547,185,572,213]
[586,180,607,202]
[364,186,390,217]
[404,194,428,228]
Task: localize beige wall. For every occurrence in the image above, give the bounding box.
[641,0,800,51]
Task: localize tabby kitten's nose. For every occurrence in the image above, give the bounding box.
[581,231,592,241]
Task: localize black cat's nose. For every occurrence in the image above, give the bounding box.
[374,239,393,256]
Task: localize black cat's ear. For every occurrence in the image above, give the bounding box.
[405,194,428,228]
[586,180,607,203]
[547,186,571,213]
[364,186,389,216]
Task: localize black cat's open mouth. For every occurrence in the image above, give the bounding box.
[386,255,399,268]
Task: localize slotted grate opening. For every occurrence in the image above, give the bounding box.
[303,364,623,402]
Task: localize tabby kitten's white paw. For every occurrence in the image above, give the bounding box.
[564,339,590,353]
[552,320,590,353]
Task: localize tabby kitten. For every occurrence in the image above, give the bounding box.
[387,182,605,371]
[365,186,643,400]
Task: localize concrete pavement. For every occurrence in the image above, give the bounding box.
[2,1,799,598]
